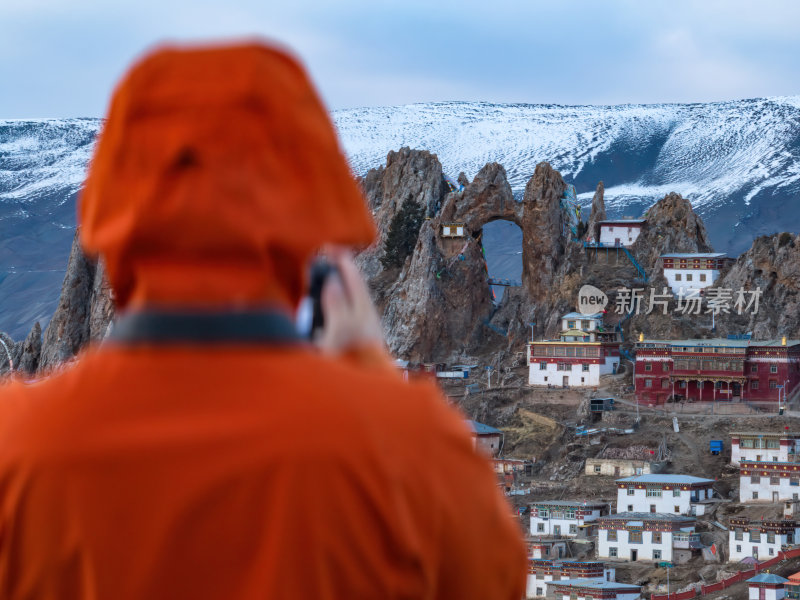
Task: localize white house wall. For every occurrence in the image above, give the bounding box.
[598,528,675,561]
[529,362,600,387]
[739,476,800,503]
[728,530,797,562]
[616,488,712,515]
[663,268,719,295]
[599,225,642,247]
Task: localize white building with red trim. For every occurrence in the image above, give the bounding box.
[526,560,615,598]
[746,573,788,600]
[527,313,621,387]
[729,517,800,562]
[739,460,800,503]
[660,253,732,295]
[597,513,699,562]
[529,500,610,538]
[732,432,800,466]
[616,474,715,516]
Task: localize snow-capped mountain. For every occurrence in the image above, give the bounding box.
[3,98,800,338]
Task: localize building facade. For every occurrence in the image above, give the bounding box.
[729,518,800,562]
[739,460,800,503]
[528,313,621,387]
[529,501,609,538]
[598,219,646,247]
[549,579,641,600]
[634,338,800,405]
[466,420,503,457]
[526,560,614,598]
[732,432,800,466]
[597,513,698,562]
[660,253,731,295]
[747,574,788,600]
[616,474,714,516]
[586,459,652,478]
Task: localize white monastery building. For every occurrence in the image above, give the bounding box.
[529,500,609,538]
[729,517,800,562]
[597,513,699,563]
[739,459,800,503]
[598,219,646,247]
[526,559,614,598]
[660,253,731,295]
[527,313,621,387]
[616,474,715,516]
[732,432,800,466]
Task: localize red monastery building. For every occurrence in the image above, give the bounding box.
[634,337,800,405]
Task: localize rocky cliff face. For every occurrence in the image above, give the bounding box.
[711,233,800,339]
[585,181,606,241]
[357,147,447,280]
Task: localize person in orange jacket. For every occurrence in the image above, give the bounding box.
[0,42,526,599]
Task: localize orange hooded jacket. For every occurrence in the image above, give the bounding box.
[0,43,526,600]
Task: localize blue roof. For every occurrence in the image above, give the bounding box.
[553,579,641,590]
[748,573,788,584]
[617,474,714,485]
[466,420,502,435]
[562,312,603,319]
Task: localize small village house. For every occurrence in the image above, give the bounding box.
[616,474,714,516]
[527,538,569,560]
[746,573,788,600]
[784,571,800,600]
[465,420,503,457]
[597,513,699,562]
[597,219,646,247]
[586,458,652,478]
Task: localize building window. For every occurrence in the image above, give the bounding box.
[627,487,635,496]
[771,365,778,373]
[771,476,780,485]
[791,477,798,486]
[767,532,775,544]
[700,274,706,282]
[557,363,570,372]
[645,363,652,371]
[736,545,741,552]
[582,364,590,372]
[629,531,642,544]
[594,464,602,473]
[539,362,547,370]
[675,274,682,281]
[607,529,617,541]
[735,529,743,541]
[662,379,670,389]
[769,547,775,555]
[609,547,618,557]
[663,362,670,371]
[770,380,778,388]
[537,523,545,532]
[646,487,662,497]
[751,365,758,373]
[767,439,780,449]
[673,489,681,497]
[569,524,577,534]
[652,532,662,544]
[645,379,653,388]
[752,380,759,390]
[536,588,542,596]
[653,549,662,559]
[750,531,760,542]
[567,320,576,329]
[582,320,590,329]
[752,476,760,484]
[753,492,759,500]
[686,274,693,281]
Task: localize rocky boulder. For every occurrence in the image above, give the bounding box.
[585,181,606,242]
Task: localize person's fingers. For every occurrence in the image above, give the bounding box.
[321,271,347,325]
[331,250,371,311]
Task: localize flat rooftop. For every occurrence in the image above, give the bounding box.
[552,579,641,591]
[598,219,646,224]
[530,500,608,508]
[661,253,727,259]
[600,511,695,522]
[561,312,603,319]
[638,338,800,348]
[617,474,714,485]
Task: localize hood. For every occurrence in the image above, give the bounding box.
[79,42,376,310]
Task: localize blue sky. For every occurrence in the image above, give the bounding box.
[1,0,800,118]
